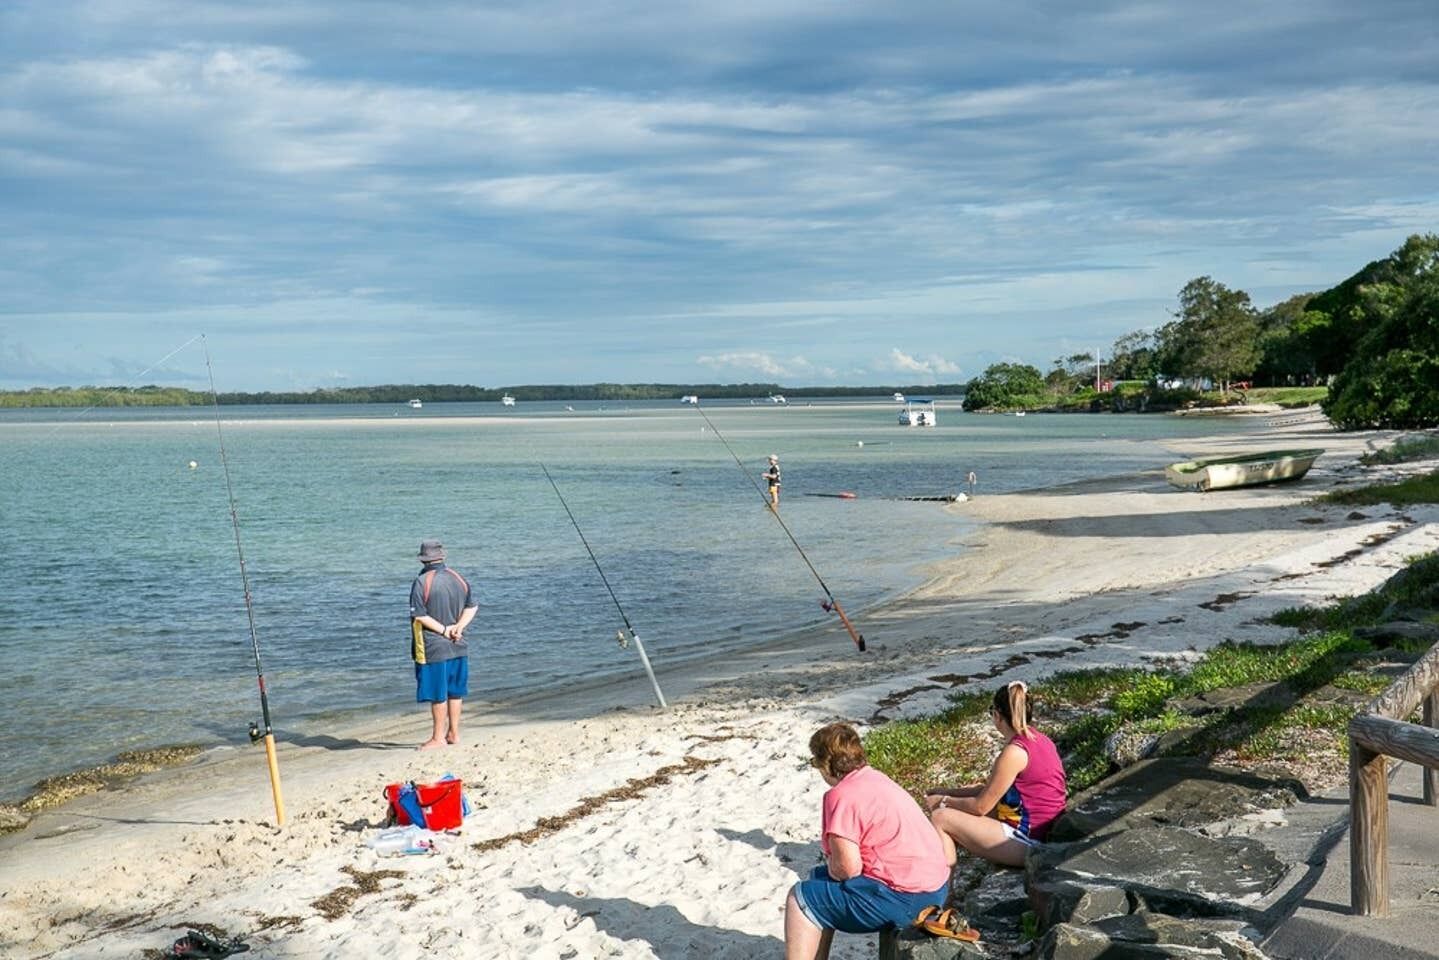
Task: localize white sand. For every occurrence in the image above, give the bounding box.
[3,414,1437,960]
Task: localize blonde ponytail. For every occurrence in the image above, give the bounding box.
[992,680,1034,738]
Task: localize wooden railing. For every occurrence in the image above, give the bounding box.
[1348,640,1439,916]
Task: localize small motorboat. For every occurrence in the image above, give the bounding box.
[1165,449,1325,492]
[408,398,423,409]
[680,395,699,405]
[501,394,516,407]
[898,400,937,427]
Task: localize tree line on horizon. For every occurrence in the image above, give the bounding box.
[0,381,968,408]
[962,233,1439,429]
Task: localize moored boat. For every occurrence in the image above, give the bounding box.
[408,398,423,409]
[501,394,516,407]
[898,400,937,427]
[1165,448,1325,492]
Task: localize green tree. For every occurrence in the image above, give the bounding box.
[962,363,1046,411]
[1157,277,1260,390]
[1108,330,1156,381]
[1323,269,1439,429]
[1302,234,1439,379]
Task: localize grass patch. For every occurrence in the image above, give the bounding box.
[1242,386,1329,407]
[865,554,1439,801]
[1320,470,1439,506]
[1360,434,1439,465]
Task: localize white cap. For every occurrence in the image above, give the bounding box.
[768,454,779,461]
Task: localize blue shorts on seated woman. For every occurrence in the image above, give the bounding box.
[792,865,946,933]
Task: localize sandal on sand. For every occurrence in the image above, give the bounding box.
[915,907,980,942]
[167,930,252,958]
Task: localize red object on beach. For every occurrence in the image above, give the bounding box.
[415,780,464,830]
[385,779,465,830]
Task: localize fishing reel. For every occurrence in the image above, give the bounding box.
[248,720,263,744]
[616,629,630,649]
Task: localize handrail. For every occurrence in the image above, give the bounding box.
[1347,640,1439,916]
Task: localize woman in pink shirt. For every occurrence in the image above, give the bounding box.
[784,723,950,960]
[925,681,1067,867]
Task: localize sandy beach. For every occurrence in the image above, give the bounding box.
[3,413,1436,960]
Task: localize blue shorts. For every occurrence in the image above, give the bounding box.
[415,658,468,702]
[792,865,946,934]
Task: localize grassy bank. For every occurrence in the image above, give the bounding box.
[866,551,1439,800]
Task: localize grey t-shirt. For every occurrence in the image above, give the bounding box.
[409,563,476,664]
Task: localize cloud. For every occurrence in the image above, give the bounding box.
[695,351,813,380]
[882,349,962,382]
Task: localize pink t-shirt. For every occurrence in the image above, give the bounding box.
[821,765,950,893]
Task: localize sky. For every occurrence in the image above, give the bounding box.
[1,1,1437,391]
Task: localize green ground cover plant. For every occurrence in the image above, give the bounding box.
[1320,471,1439,507]
[866,552,1439,799]
[1359,434,1439,466]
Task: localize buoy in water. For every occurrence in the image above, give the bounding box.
[188,460,198,470]
[856,440,863,447]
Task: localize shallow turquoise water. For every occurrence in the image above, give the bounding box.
[0,399,1250,800]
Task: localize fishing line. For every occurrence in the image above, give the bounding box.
[203,335,286,826]
[539,462,668,708]
[34,334,205,439]
[691,403,866,652]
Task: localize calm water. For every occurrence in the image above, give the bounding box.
[0,399,1250,801]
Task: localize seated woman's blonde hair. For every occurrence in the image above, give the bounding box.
[809,722,867,780]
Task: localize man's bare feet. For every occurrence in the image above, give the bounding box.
[446,733,460,745]
[417,738,446,751]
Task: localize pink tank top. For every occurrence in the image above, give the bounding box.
[995,730,1067,840]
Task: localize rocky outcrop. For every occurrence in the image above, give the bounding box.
[887,759,1302,959]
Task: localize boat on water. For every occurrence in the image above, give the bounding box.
[501,394,516,407]
[680,395,699,405]
[408,398,423,409]
[1165,448,1325,492]
[768,394,787,405]
[893,392,905,402]
[898,400,937,427]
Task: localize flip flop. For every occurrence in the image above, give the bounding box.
[168,930,252,958]
[918,908,981,942]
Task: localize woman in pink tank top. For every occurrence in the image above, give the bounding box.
[924,681,1068,867]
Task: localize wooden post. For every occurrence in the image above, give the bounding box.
[1349,739,1389,917]
[1426,692,1439,808]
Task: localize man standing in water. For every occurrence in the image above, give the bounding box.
[409,540,477,750]
[763,454,782,509]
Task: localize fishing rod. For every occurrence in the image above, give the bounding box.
[691,404,866,652]
[539,463,668,708]
[203,336,286,827]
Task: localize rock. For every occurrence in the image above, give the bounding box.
[1171,682,1293,717]
[1354,621,1439,645]
[1037,922,1230,959]
[1091,912,1267,958]
[1048,758,1303,842]
[1036,914,1271,959]
[961,867,1029,943]
[1028,877,1133,930]
[880,926,987,960]
[1103,728,1160,768]
[1028,825,1286,920]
